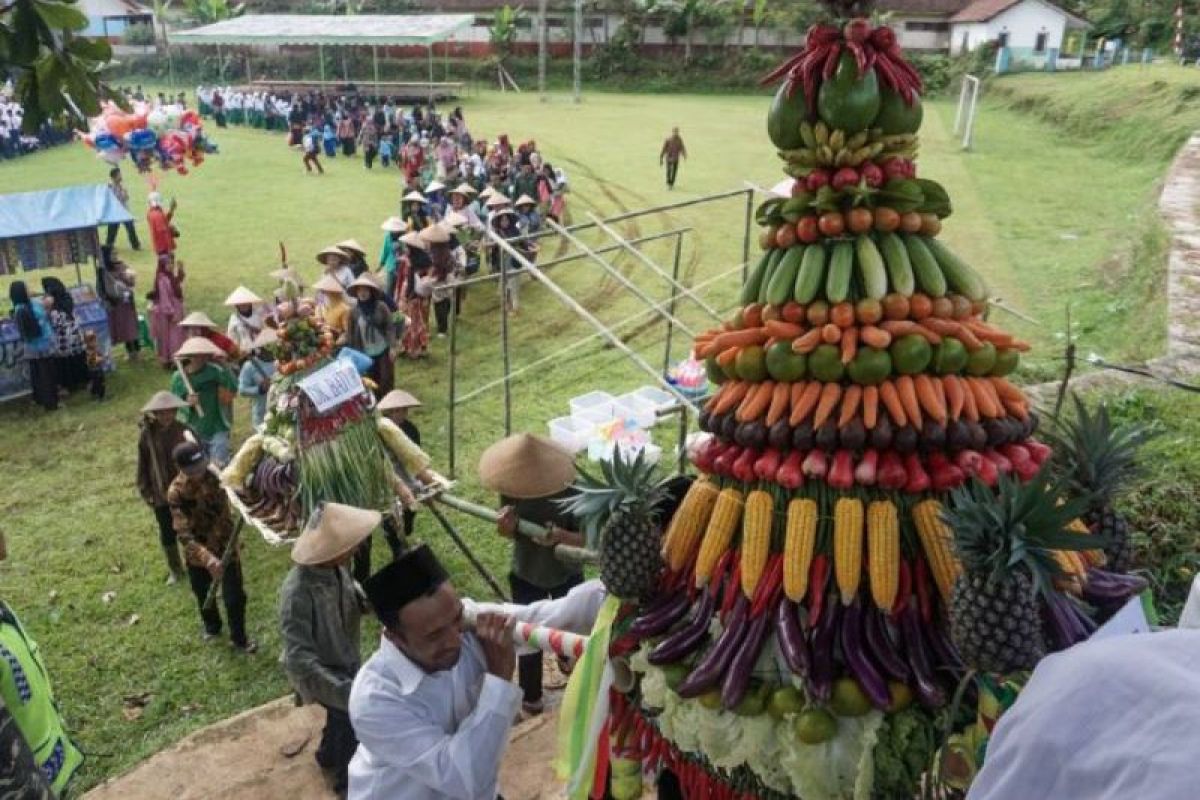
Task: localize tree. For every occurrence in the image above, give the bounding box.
[183,0,243,25]
[0,0,119,131]
[659,0,733,62]
[489,4,525,66]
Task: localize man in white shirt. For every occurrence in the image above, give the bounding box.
[348,544,603,800]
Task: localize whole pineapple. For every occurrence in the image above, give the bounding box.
[1050,394,1152,571]
[942,474,1092,674]
[561,449,670,600]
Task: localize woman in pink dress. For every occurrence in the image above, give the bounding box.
[148,256,186,367]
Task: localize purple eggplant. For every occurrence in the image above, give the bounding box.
[629,591,692,638]
[1042,590,1085,650]
[924,613,965,676]
[1082,568,1148,603]
[676,596,750,698]
[720,606,771,710]
[806,594,839,703]
[776,599,811,679]
[842,597,892,710]
[900,604,946,708]
[863,604,909,682]
[648,590,715,666]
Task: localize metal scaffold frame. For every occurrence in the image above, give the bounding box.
[441,187,757,478]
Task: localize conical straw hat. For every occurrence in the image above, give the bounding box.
[450,182,477,197]
[313,274,346,294]
[378,389,422,412]
[347,272,383,293]
[485,194,511,208]
[291,502,382,566]
[252,328,279,349]
[402,190,427,203]
[223,286,263,307]
[478,433,576,499]
[514,194,537,208]
[141,390,188,413]
[425,180,445,193]
[418,224,451,245]
[380,216,407,233]
[400,231,427,250]
[316,246,349,265]
[175,336,224,358]
[180,311,218,329]
[337,239,367,256]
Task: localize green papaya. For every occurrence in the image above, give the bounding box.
[767,82,809,151]
[874,85,923,135]
[817,52,881,135]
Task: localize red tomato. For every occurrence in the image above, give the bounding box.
[818,212,845,237]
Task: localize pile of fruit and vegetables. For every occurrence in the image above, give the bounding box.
[571,12,1154,799]
[220,288,432,539]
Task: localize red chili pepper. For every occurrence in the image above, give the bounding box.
[749,553,785,618]
[808,553,830,626]
[709,548,735,598]
[721,557,742,619]
[915,557,933,625]
[890,559,912,621]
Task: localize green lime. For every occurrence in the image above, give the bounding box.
[808,344,845,382]
[847,347,893,386]
[887,681,913,712]
[732,682,768,717]
[767,686,806,720]
[611,774,644,800]
[830,677,872,717]
[932,338,968,375]
[966,341,997,376]
[766,341,807,382]
[611,757,641,778]
[992,347,1020,377]
[662,664,690,691]
[793,708,838,744]
[698,688,723,710]
[889,334,932,375]
[705,355,727,385]
[736,345,769,382]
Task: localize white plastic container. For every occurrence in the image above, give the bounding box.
[614,392,658,429]
[569,390,615,420]
[574,405,614,428]
[634,385,677,412]
[547,416,591,453]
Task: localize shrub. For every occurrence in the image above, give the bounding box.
[124,21,156,47]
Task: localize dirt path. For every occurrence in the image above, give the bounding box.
[83,697,564,800]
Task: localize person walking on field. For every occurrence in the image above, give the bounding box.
[303,127,325,175]
[660,126,687,190]
[136,391,192,585]
[105,168,141,250]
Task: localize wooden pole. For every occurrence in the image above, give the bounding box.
[663,231,684,376]
[545,219,697,337]
[586,212,721,321]
[202,517,243,611]
[447,292,459,478]
[373,45,379,96]
[174,358,205,418]
[319,44,326,83]
[538,0,548,102]
[500,243,513,435]
[433,493,599,564]
[424,502,510,600]
[572,0,582,103]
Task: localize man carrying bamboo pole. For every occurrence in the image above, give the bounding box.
[170,337,238,466]
[167,442,256,653]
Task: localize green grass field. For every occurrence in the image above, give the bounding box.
[0,76,1184,789]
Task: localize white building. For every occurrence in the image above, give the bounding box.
[949,0,1089,62]
[878,0,972,53]
[78,0,152,39]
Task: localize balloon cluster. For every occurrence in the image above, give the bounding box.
[80,101,219,175]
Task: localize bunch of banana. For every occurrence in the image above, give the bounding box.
[876,133,920,160]
[779,121,886,171]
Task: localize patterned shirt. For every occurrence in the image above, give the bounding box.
[167,470,237,567]
[46,309,83,357]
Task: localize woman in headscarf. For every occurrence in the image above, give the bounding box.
[396,231,432,360]
[148,254,187,367]
[345,273,397,396]
[8,281,57,410]
[400,191,430,233]
[99,245,141,358]
[402,139,423,184]
[490,208,525,315]
[40,276,88,392]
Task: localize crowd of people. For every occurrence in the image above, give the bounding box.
[0,80,73,161]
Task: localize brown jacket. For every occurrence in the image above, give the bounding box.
[660,134,687,163]
[136,419,192,507]
[167,470,237,567]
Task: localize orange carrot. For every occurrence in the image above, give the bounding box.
[964,319,1014,348]
[931,374,947,419]
[880,320,942,345]
[813,382,843,429]
[766,381,791,426]
[990,377,1026,405]
[713,381,748,415]
[765,320,804,340]
[737,380,775,422]
[840,327,859,365]
[913,374,946,424]
[710,327,769,354]
[942,375,964,421]
[967,377,999,418]
[821,324,843,345]
[1011,339,1032,352]
[1003,397,1029,420]
[978,377,1005,418]
[878,380,908,427]
[704,383,723,412]
[920,318,983,352]
[716,346,741,369]
[838,385,863,428]
[792,328,824,355]
[789,381,823,425]
[895,375,924,429]
[859,325,892,349]
[862,385,879,430]
[960,376,980,422]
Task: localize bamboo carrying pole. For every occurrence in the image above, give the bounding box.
[462,604,590,659]
[432,493,599,565]
[203,516,243,611]
[174,358,205,418]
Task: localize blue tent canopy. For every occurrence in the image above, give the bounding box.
[0,184,133,239]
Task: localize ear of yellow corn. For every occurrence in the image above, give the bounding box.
[834,497,864,604]
[694,487,744,587]
[867,500,900,612]
[912,499,962,602]
[662,479,720,571]
[740,490,774,598]
[783,498,819,602]
[1066,517,1107,568]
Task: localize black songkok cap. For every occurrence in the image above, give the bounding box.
[173,441,205,468]
[364,544,449,626]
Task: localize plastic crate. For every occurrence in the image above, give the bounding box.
[547,416,591,453]
[615,392,657,429]
[569,390,615,420]
[634,385,678,412]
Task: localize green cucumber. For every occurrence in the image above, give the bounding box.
[922,236,988,302]
[758,248,787,304]
[793,242,827,304]
[855,235,888,300]
[741,251,773,305]
[876,231,915,296]
[766,245,805,306]
[903,234,946,297]
[826,241,855,304]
